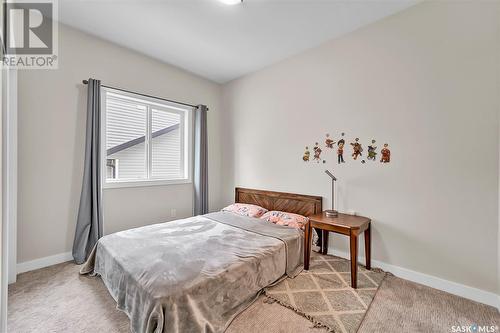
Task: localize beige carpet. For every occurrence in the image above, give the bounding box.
[8,259,499,333]
[265,252,385,333]
[8,261,327,333]
[358,274,500,333]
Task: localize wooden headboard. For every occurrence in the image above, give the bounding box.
[235,187,322,217]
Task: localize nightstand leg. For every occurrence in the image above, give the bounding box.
[304,223,311,270]
[350,233,358,289]
[364,224,371,270]
[321,230,329,255]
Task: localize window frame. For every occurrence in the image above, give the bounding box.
[101,87,193,189]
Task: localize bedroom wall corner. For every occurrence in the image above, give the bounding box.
[17,23,224,266]
[221,1,500,302]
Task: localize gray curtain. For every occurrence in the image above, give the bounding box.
[194,104,209,215]
[73,78,103,264]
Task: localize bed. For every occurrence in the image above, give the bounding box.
[80,187,322,333]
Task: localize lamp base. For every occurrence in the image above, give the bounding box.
[324,210,338,217]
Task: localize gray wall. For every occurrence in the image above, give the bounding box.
[17,24,223,262]
[222,2,500,293]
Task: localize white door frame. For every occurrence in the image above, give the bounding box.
[0,57,5,333]
[3,68,17,285]
[1,3,19,331]
[1,65,18,332]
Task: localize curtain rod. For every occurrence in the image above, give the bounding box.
[82,80,198,109]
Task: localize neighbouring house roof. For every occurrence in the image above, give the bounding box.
[107,123,180,156]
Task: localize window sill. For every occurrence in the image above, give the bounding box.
[103,178,192,189]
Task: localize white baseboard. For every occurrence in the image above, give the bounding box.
[328,247,500,311]
[16,252,73,276]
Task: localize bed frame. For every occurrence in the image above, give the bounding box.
[234,187,322,269]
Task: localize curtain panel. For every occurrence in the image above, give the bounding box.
[193,104,208,215]
[72,78,103,264]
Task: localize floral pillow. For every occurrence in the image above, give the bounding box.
[221,203,268,218]
[260,211,309,229]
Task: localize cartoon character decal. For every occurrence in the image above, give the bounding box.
[313,142,322,162]
[303,146,310,162]
[367,140,377,161]
[380,143,391,163]
[325,134,335,149]
[351,138,363,160]
[337,139,345,164]
[301,134,391,165]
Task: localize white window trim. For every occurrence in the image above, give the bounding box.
[101,87,194,189]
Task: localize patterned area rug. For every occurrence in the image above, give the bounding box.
[264,251,387,333]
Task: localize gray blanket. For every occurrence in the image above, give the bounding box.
[80,211,304,333]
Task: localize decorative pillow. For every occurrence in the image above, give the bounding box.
[260,211,309,229]
[221,203,268,218]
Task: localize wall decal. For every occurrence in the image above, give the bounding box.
[300,133,391,165]
[337,139,345,164]
[325,134,335,149]
[313,142,322,162]
[303,146,310,162]
[351,138,363,160]
[367,140,377,161]
[380,143,391,163]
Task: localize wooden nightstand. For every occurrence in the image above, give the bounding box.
[305,212,371,289]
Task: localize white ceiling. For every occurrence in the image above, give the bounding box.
[59,0,418,83]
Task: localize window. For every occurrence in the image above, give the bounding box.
[102,88,192,188]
